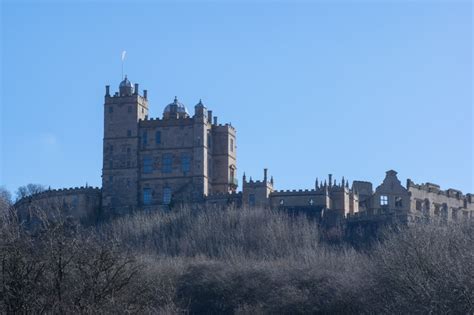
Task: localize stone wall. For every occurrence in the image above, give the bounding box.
[15,187,102,223]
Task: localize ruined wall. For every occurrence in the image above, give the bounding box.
[407,180,474,222]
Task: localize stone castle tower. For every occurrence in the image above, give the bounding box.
[102,76,149,213]
[101,77,237,214]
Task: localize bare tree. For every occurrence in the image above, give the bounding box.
[15,184,46,201]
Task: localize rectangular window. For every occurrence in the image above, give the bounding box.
[109,106,113,113]
[155,131,161,144]
[207,132,212,149]
[230,138,234,152]
[395,197,403,207]
[163,187,172,205]
[143,188,152,205]
[142,131,148,147]
[162,154,173,173]
[127,130,132,137]
[143,156,153,174]
[181,153,191,173]
[109,161,113,169]
[249,194,255,206]
[380,195,388,206]
[416,200,422,211]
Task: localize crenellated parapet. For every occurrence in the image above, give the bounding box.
[15,186,102,223]
[272,189,318,196]
[15,186,101,206]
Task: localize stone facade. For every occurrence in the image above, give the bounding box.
[102,77,237,215]
[14,77,474,229]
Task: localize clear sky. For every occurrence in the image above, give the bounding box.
[1,0,472,197]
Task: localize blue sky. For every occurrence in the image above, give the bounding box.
[1,0,472,196]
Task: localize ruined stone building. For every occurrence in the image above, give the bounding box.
[15,77,474,227]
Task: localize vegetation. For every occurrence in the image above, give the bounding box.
[1,201,473,314]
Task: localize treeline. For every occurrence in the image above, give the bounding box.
[1,205,473,314]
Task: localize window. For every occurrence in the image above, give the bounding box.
[181,153,191,173]
[423,200,430,216]
[109,176,113,183]
[110,145,114,153]
[395,197,403,207]
[207,132,212,149]
[109,161,113,169]
[143,156,152,174]
[380,195,388,206]
[155,131,161,144]
[249,194,255,206]
[143,188,152,205]
[142,131,148,147]
[162,154,173,173]
[279,199,284,206]
[127,130,132,137]
[127,148,131,155]
[128,106,132,113]
[127,161,131,167]
[441,204,448,220]
[416,200,422,211]
[309,199,314,206]
[230,138,234,152]
[452,208,458,221]
[163,187,172,205]
[109,106,113,113]
[71,196,78,209]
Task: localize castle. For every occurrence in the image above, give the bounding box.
[15,77,474,228]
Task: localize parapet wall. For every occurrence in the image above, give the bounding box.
[407,179,466,199]
[15,186,102,223]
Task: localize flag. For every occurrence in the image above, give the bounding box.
[121,50,127,62]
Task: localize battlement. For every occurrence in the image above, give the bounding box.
[213,123,236,132]
[105,94,147,104]
[207,191,242,199]
[139,116,194,127]
[272,189,318,196]
[15,186,101,206]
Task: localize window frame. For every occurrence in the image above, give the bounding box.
[143,188,152,205]
[163,187,172,205]
[143,156,153,174]
[162,154,173,173]
[181,153,191,173]
[155,131,161,144]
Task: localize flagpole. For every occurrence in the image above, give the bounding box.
[121,50,127,79]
